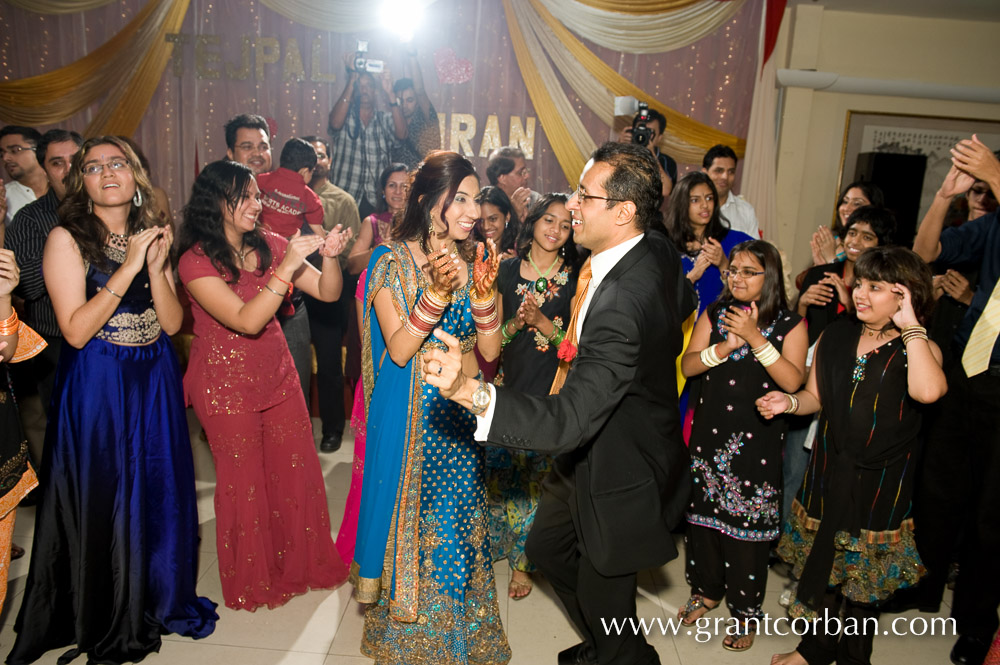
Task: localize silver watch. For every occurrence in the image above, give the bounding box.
[470,377,492,416]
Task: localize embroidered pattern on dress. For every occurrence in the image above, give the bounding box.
[95,307,162,345]
[689,432,780,541]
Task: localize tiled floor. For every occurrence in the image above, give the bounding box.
[0,413,960,664]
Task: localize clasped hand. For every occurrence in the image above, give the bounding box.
[721,301,761,350]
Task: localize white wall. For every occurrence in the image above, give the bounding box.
[773,5,1000,275]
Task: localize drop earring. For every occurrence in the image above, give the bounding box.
[133,189,143,207]
[87,199,93,214]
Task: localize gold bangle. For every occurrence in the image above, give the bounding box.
[752,340,781,367]
[264,284,284,297]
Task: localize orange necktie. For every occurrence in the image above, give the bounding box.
[550,257,592,395]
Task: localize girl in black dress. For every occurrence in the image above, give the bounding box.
[487,193,578,600]
[679,240,808,651]
[759,247,946,665]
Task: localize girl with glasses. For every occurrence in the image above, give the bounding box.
[678,239,807,652]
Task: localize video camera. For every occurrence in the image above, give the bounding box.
[631,102,654,147]
[354,41,384,74]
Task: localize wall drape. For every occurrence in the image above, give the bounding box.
[0,0,190,136]
[4,0,116,13]
[576,0,704,12]
[535,0,746,54]
[258,0,439,34]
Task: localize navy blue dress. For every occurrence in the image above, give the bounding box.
[8,246,217,665]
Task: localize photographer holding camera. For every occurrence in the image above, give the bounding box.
[328,48,408,220]
[621,105,676,200]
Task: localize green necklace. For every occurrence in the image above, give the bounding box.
[528,250,560,295]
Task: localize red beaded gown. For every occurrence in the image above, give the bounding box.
[179,231,347,611]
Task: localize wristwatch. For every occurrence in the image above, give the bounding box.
[470,376,492,416]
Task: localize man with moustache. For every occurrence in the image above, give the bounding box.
[486,145,537,222]
[224,113,272,176]
[425,142,690,665]
[1,126,47,243]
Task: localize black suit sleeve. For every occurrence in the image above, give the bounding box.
[487,292,640,456]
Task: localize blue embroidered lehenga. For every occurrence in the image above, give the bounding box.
[352,243,510,665]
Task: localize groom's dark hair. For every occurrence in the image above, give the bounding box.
[591,141,663,232]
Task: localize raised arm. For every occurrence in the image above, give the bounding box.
[913,165,974,263]
[407,51,434,119]
[45,226,162,349]
[185,233,323,335]
[143,225,183,335]
[347,215,375,275]
[328,55,358,132]
[290,226,351,302]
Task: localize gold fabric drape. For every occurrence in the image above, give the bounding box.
[530,0,746,156]
[0,0,190,136]
[575,0,703,13]
[536,0,746,54]
[502,0,589,184]
[3,0,117,13]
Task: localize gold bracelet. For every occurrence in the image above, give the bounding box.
[783,393,799,414]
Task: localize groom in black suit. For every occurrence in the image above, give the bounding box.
[425,142,690,665]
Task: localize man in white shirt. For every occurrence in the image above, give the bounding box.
[425,142,690,665]
[1,125,47,228]
[702,144,760,238]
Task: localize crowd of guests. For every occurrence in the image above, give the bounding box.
[0,72,999,665]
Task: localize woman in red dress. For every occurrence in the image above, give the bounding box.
[176,160,351,611]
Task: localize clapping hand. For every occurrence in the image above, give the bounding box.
[686,252,711,282]
[951,135,1000,186]
[145,225,173,274]
[722,302,760,349]
[811,226,838,265]
[423,247,461,295]
[280,230,326,274]
[700,238,726,268]
[756,391,791,420]
[472,239,501,300]
[0,248,20,297]
[819,272,850,307]
[319,224,354,258]
[122,227,164,276]
[518,294,547,329]
[939,270,973,305]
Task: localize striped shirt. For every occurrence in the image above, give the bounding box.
[328,109,398,207]
[6,189,62,337]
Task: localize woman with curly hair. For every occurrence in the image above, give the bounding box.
[9,136,217,665]
[176,159,351,611]
[759,246,946,665]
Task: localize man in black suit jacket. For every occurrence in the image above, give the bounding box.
[425,142,690,665]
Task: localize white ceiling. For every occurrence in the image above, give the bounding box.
[789,0,1000,22]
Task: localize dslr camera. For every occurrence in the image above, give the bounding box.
[631,102,654,147]
[354,40,384,74]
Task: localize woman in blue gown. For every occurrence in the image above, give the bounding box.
[351,151,511,664]
[8,137,217,665]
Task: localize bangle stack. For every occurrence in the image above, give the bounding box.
[403,288,449,339]
[500,318,520,346]
[547,325,566,347]
[700,344,727,368]
[900,325,928,346]
[0,310,19,336]
[470,289,501,336]
[783,392,799,414]
[752,340,781,367]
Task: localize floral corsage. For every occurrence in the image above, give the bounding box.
[557,338,577,362]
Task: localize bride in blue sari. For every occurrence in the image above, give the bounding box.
[351,151,511,664]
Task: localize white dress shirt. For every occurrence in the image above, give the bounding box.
[473,233,646,440]
[4,181,37,223]
[719,193,760,238]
